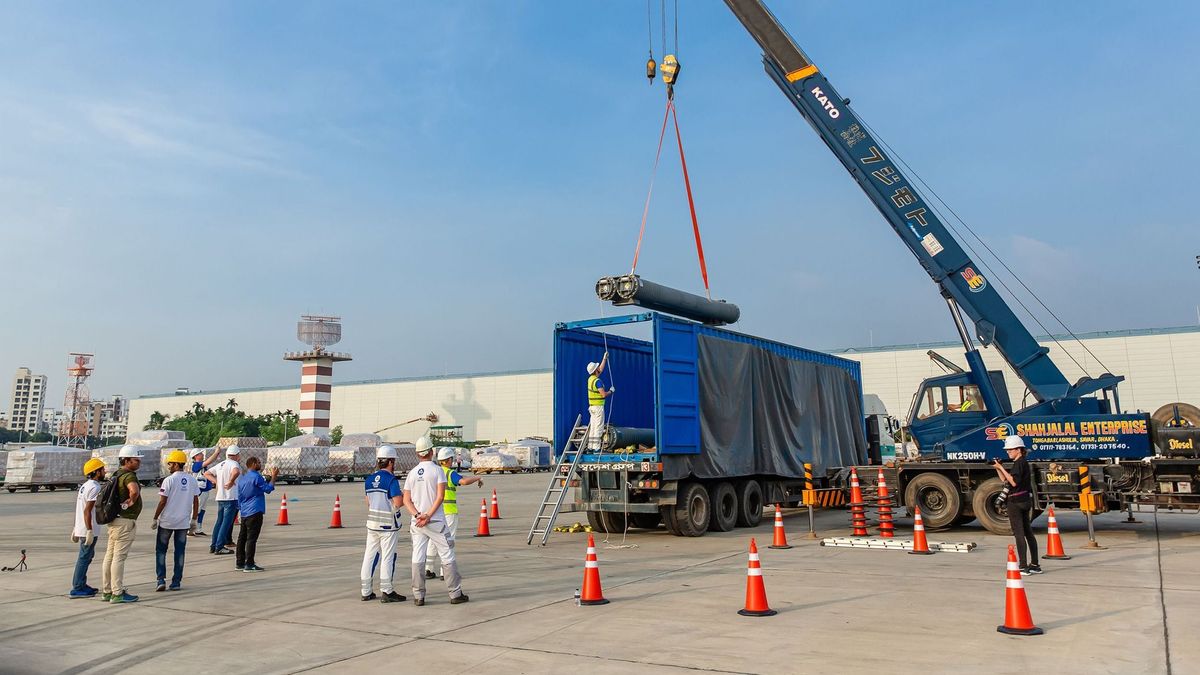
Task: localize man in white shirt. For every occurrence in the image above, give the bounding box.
[203,445,242,555]
[69,458,106,598]
[152,451,200,591]
[403,436,467,606]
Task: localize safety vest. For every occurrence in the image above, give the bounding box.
[442,465,458,515]
[587,374,605,406]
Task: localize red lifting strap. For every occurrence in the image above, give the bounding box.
[671,103,710,297]
[631,99,674,274]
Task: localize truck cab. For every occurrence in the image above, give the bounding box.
[906,372,1012,455]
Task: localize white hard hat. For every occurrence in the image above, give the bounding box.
[586,362,599,375]
[415,435,434,455]
[117,445,144,459]
[191,448,205,458]
[226,444,241,456]
[436,447,456,462]
[1003,435,1026,451]
[376,445,398,460]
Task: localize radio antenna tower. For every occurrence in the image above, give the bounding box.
[284,315,351,436]
[61,353,94,448]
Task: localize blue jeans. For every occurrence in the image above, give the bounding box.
[211,500,237,552]
[155,528,187,585]
[71,538,97,592]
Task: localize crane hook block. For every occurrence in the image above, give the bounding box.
[661,54,680,86]
[646,56,657,81]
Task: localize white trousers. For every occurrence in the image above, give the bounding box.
[426,512,458,573]
[411,518,462,599]
[588,405,605,450]
[360,529,399,596]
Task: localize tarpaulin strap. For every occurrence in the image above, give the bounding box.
[631,98,674,274]
[670,103,710,298]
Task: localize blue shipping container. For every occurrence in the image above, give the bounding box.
[554,312,866,475]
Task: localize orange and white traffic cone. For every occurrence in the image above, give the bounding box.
[908,506,934,555]
[489,489,502,520]
[737,538,777,617]
[473,498,492,537]
[876,468,894,539]
[849,468,868,536]
[1043,505,1071,560]
[275,493,290,526]
[768,504,792,549]
[997,544,1043,635]
[328,494,344,529]
[580,533,609,605]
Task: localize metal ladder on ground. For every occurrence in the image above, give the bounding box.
[527,415,588,546]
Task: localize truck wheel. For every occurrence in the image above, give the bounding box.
[598,511,627,533]
[660,505,681,535]
[630,513,661,529]
[586,510,603,531]
[972,478,1013,535]
[734,479,764,527]
[953,504,976,527]
[708,482,738,532]
[672,482,710,537]
[903,473,960,530]
[30,485,40,494]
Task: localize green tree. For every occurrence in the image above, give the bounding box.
[145,411,168,430]
[330,425,343,445]
[261,410,302,444]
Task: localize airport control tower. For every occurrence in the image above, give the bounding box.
[284,315,351,436]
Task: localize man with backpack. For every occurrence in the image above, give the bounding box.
[99,445,144,604]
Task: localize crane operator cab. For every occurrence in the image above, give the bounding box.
[907,372,1012,454]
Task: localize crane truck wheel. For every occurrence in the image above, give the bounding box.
[903,473,961,530]
[673,482,711,537]
[586,510,603,532]
[734,479,764,527]
[707,482,738,532]
[660,504,682,535]
[598,511,627,534]
[971,477,1013,535]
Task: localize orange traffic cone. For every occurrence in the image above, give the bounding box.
[275,493,290,526]
[997,544,1043,635]
[768,504,792,549]
[876,468,894,539]
[849,468,868,536]
[1043,506,1071,560]
[328,494,344,529]
[473,498,492,537]
[580,533,609,605]
[908,506,934,555]
[489,489,502,520]
[737,538,777,617]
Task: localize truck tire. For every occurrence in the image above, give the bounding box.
[673,482,710,537]
[903,473,961,530]
[953,504,976,527]
[734,479,764,527]
[586,510,603,531]
[598,511,627,533]
[971,478,1012,535]
[708,482,738,532]
[660,505,681,535]
[30,485,40,494]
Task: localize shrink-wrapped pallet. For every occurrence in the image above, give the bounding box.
[340,433,382,448]
[283,433,330,447]
[126,430,187,444]
[507,439,552,469]
[472,451,519,470]
[328,447,374,477]
[394,444,420,476]
[215,438,268,468]
[5,446,92,487]
[267,446,330,478]
[0,450,7,479]
[93,445,163,482]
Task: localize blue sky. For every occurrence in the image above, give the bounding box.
[2,1,1198,408]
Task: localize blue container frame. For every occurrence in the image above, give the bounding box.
[553,312,864,462]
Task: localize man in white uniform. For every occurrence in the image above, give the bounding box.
[403,436,467,606]
[203,446,241,555]
[360,446,406,603]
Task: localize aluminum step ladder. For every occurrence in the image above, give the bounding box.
[527,415,589,546]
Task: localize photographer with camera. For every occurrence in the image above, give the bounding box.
[993,435,1041,575]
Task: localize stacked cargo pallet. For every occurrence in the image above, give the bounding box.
[267,446,330,484]
[5,446,91,492]
[216,437,268,469]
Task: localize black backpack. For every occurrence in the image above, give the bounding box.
[94,469,127,525]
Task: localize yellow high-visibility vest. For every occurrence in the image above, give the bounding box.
[587,374,605,406]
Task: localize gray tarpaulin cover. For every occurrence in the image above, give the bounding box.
[664,335,865,481]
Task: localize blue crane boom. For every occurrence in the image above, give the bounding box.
[721,0,1077,406]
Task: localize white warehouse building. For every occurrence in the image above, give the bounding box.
[127,326,1200,444]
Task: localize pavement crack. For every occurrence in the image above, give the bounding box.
[1154,510,1172,675]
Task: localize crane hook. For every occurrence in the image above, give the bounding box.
[646,55,657,82]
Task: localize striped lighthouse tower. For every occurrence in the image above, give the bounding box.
[285,315,351,436]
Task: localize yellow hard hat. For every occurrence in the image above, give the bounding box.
[83,458,105,476]
[166,450,189,465]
